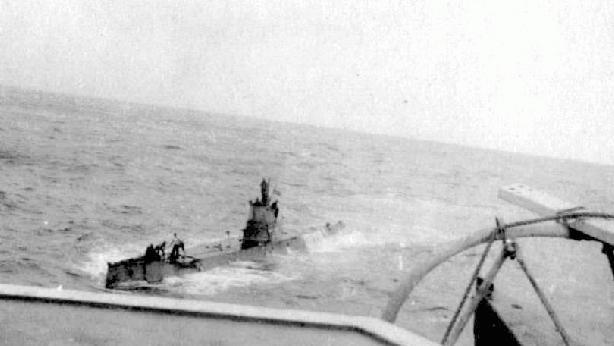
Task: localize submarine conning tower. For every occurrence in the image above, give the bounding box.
[241,178,279,250]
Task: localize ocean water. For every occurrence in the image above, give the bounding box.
[1,86,613,344]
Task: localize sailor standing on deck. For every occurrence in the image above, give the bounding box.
[169,233,185,262]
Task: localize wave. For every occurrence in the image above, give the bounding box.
[158,261,296,295]
[78,243,143,281]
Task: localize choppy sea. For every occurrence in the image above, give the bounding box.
[1,86,612,344]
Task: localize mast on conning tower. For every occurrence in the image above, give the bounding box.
[261,178,269,206]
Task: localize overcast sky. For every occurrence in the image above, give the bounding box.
[1,1,613,165]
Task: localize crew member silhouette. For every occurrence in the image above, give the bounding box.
[169,233,184,262]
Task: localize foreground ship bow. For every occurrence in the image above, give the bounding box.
[105,179,345,288]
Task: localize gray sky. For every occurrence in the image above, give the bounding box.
[2,1,613,165]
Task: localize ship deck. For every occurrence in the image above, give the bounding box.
[0,283,436,346]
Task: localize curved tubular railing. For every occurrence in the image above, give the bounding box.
[381,221,571,323]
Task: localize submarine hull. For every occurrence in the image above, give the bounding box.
[105,222,344,289]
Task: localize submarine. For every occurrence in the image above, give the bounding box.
[105,178,345,288]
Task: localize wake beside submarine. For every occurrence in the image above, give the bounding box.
[105,178,345,289]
